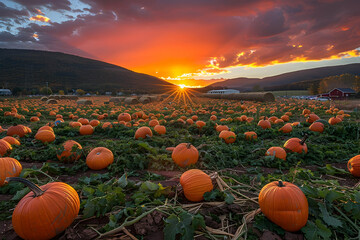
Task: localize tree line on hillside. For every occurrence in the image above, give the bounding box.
[308,73,360,95]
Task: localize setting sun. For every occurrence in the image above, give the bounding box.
[178,84,186,89]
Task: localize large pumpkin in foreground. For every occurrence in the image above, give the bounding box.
[6,177,80,240]
[180,169,213,202]
[259,180,308,232]
[172,143,198,167]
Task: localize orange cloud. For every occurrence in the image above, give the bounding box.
[30,15,50,23]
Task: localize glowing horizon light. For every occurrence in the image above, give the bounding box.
[178,84,186,89]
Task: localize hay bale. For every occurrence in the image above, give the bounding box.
[109,97,125,103]
[124,97,139,104]
[139,96,151,104]
[41,96,48,101]
[46,99,58,104]
[149,96,159,102]
[203,92,275,102]
[50,95,60,100]
[76,99,93,105]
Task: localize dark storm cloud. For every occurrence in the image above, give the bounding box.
[1,0,360,75]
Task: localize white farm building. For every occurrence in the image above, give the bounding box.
[207,89,240,94]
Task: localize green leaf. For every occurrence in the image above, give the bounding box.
[117,173,128,188]
[302,220,332,240]
[224,192,235,204]
[203,189,221,201]
[164,214,181,240]
[318,203,342,228]
[11,187,30,201]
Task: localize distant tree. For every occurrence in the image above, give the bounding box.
[353,75,360,92]
[308,83,318,95]
[76,89,85,96]
[58,90,65,95]
[40,87,52,95]
[12,87,22,96]
[252,85,263,92]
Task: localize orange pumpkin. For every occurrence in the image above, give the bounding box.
[259,180,308,232]
[149,119,160,127]
[89,119,100,127]
[2,136,20,146]
[7,124,29,138]
[180,169,213,202]
[79,125,94,135]
[134,127,153,139]
[279,123,292,133]
[195,121,206,128]
[172,143,198,167]
[118,113,131,122]
[0,157,22,186]
[78,118,89,125]
[244,131,257,140]
[284,135,308,154]
[266,147,287,160]
[258,120,271,129]
[309,122,324,133]
[348,155,360,177]
[86,147,114,170]
[35,130,56,143]
[328,117,342,125]
[154,125,166,135]
[219,130,236,144]
[38,126,54,132]
[216,125,229,132]
[306,114,320,123]
[57,140,82,163]
[0,139,13,156]
[6,177,80,240]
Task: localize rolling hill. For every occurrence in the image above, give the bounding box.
[0,49,174,94]
[208,63,360,91]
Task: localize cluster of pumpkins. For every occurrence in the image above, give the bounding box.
[1,106,359,239]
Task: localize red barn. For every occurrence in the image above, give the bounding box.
[328,88,356,100]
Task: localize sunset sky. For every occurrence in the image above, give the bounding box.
[1,0,360,87]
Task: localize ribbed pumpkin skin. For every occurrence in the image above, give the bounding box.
[7,125,28,137]
[180,169,213,202]
[216,125,229,132]
[2,136,21,146]
[258,120,271,129]
[57,140,82,163]
[266,147,287,160]
[12,182,80,240]
[309,122,324,133]
[86,147,114,170]
[284,138,307,154]
[279,123,292,133]
[35,130,56,143]
[118,113,131,122]
[244,131,257,140]
[329,117,342,125]
[0,139,12,156]
[154,125,166,135]
[79,125,94,135]
[172,143,199,167]
[348,155,360,177]
[134,127,153,139]
[219,130,236,144]
[0,158,22,186]
[259,181,308,232]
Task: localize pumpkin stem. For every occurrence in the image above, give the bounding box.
[5,177,44,197]
[186,143,192,149]
[278,180,284,187]
[300,134,308,145]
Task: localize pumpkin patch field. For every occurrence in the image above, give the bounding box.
[0,96,359,240]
